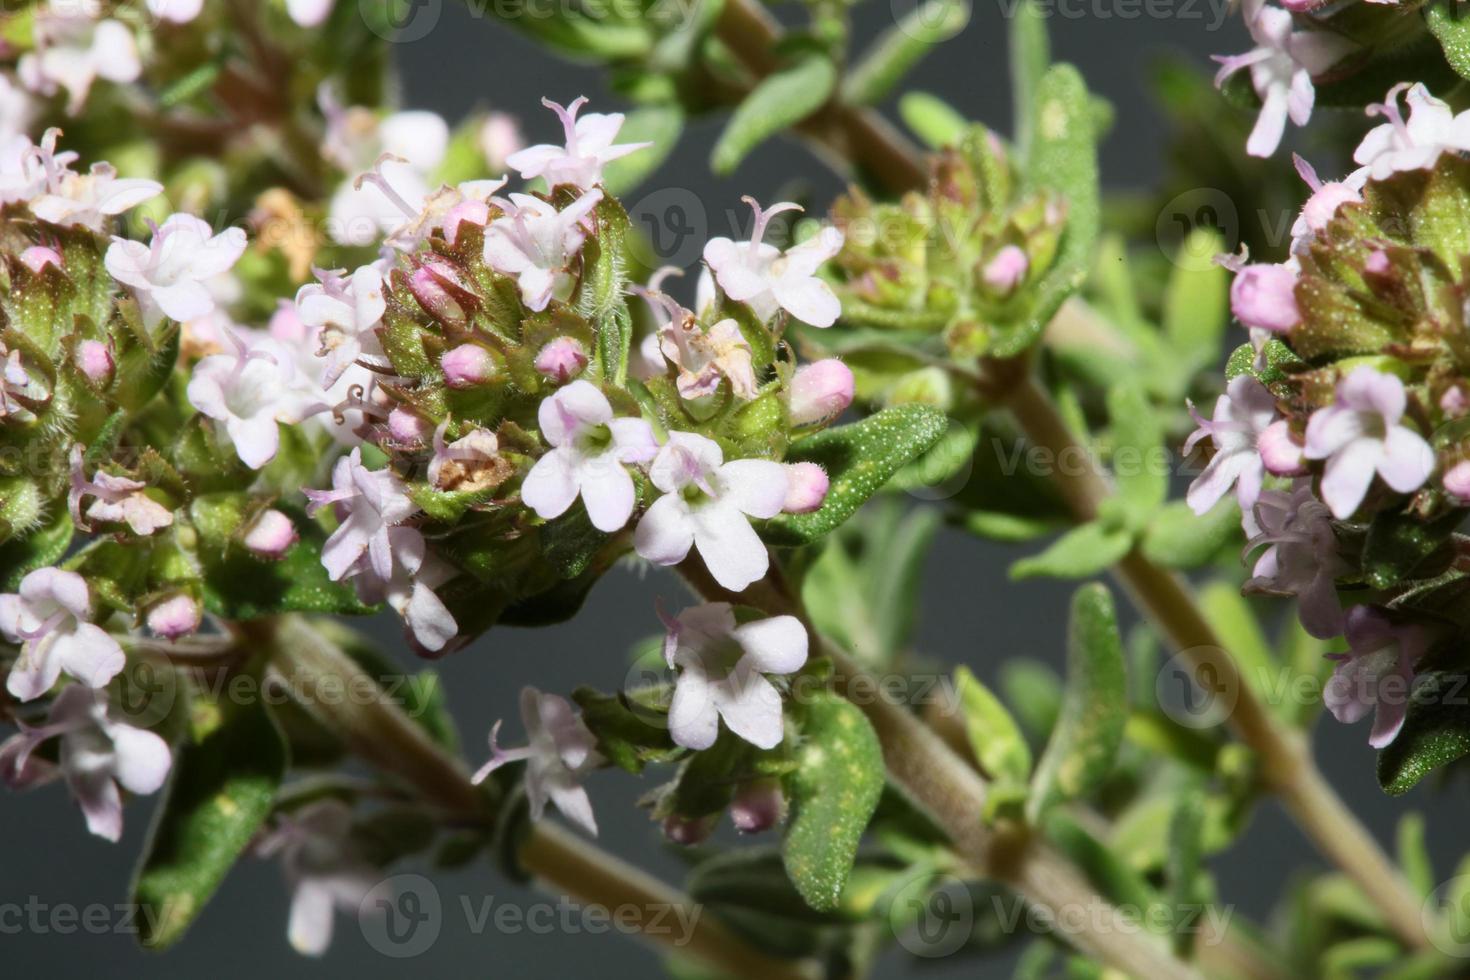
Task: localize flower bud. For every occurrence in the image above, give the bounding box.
[75,340,114,384]
[1301,183,1361,236]
[19,246,61,273]
[1445,460,1470,501]
[787,359,854,426]
[730,778,784,834]
[783,462,829,514]
[662,814,716,846]
[444,199,490,246]
[981,244,1029,296]
[410,260,465,321]
[1442,385,1469,417]
[243,509,298,559]
[147,594,201,641]
[1230,263,1300,334]
[480,112,524,170]
[534,337,589,385]
[268,301,308,344]
[387,407,431,445]
[441,344,497,388]
[1364,249,1391,278]
[1258,420,1307,477]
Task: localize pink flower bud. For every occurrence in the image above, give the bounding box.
[1279,0,1325,10]
[730,778,784,834]
[1442,386,1469,417]
[243,508,298,559]
[1258,419,1307,477]
[75,340,114,384]
[1445,460,1470,501]
[387,407,431,445]
[146,594,201,641]
[441,344,497,388]
[19,246,61,273]
[982,245,1029,295]
[1364,249,1391,277]
[1301,183,1360,235]
[480,112,524,169]
[444,199,490,246]
[410,261,465,321]
[662,814,716,846]
[782,462,829,514]
[1230,263,1300,334]
[534,337,589,384]
[268,301,308,344]
[788,359,854,426]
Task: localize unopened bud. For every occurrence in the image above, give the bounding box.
[1258,420,1307,477]
[534,337,589,385]
[387,407,431,445]
[243,508,298,559]
[730,778,784,834]
[1230,263,1300,334]
[146,594,201,641]
[1445,459,1470,501]
[19,246,61,273]
[981,245,1029,296]
[75,340,114,384]
[787,359,854,426]
[662,813,716,846]
[783,462,829,514]
[441,344,497,388]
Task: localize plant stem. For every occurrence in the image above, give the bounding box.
[679,564,1206,980]
[262,616,813,980]
[999,373,1430,949]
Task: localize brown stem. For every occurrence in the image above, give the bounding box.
[997,372,1430,949]
[262,616,812,980]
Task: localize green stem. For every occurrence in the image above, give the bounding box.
[261,616,814,980]
[999,372,1430,950]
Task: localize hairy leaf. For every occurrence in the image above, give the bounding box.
[711,56,838,175]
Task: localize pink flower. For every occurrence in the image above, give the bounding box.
[483,190,603,311]
[68,445,173,535]
[74,339,113,383]
[243,508,298,559]
[1230,261,1300,334]
[1444,459,1470,500]
[506,96,649,190]
[471,687,601,836]
[479,111,524,170]
[294,266,388,388]
[0,685,170,842]
[1324,607,1429,747]
[286,0,335,27]
[428,423,505,491]
[660,603,808,750]
[1354,83,1470,180]
[1304,368,1434,519]
[522,380,657,532]
[782,462,829,514]
[1211,0,1354,158]
[254,800,380,956]
[1290,155,1365,251]
[1257,419,1307,477]
[1183,375,1280,516]
[1,568,126,701]
[634,432,788,592]
[1245,482,1347,639]
[787,359,855,426]
[703,198,845,327]
[534,337,589,385]
[659,316,757,401]
[20,245,62,272]
[106,214,247,323]
[187,334,327,469]
[146,594,201,640]
[982,245,1029,295]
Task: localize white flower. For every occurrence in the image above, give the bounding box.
[105,214,247,323]
[0,75,37,143]
[483,189,603,311]
[1353,82,1470,180]
[320,96,449,246]
[255,800,381,956]
[521,380,657,532]
[1,568,126,702]
[661,603,808,750]
[67,445,173,535]
[294,265,388,388]
[0,685,171,842]
[186,333,327,469]
[1210,0,1354,158]
[0,134,50,205]
[1304,368,1435,519]
[634,431,789,592]
[472,687,601,836]
[703,197,845,327]
[19,8,140,115]
[1182,375,1281,517]
[506,96,650,190]
[287,0,335,27]
[146,0,204,23]
[29,149,161,231]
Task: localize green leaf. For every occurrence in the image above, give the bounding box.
[1009,522,1133,580]
[1162,227,1228,368]
[1107,385,1165,528]
[1396,812,1433,898]
[764,405,948,545]
[602,104,682,196]
[783,691,885,911]
[1141,498,1238,570]
[0,508,74,590]
[1165,793,1209,955]
[1197,583,1278,706]
[1378,672,1470,795]
[573,686,679,774]
[1362,508,1462,590]
[841,0,969,107]
[132,676,287,948]
[1009,0,1051,160]
[1027,584,1127,821]
[897,91,968,149]
[954,666,1032,786]
[191,495,372,618]
[1424,1,1470,81]
[711,56,838,175]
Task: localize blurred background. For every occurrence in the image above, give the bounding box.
[6,2,1466,977]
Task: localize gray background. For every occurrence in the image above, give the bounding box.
[5,3,1466,977]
